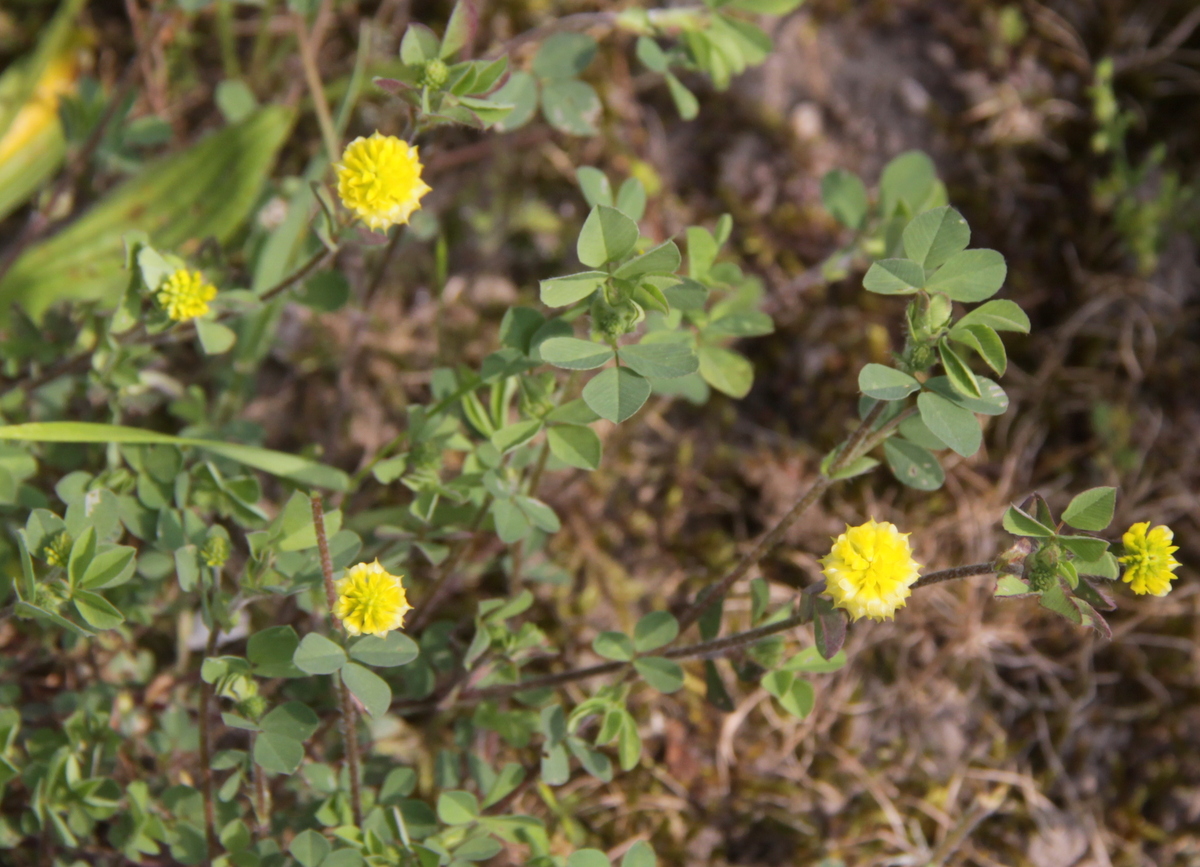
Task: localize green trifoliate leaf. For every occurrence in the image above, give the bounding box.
[72,590,124,630]
[532,32,597,79]
[341,662,392,717]
[862,258,925,294]
[951,323,1006,376]
[539,271,607,308]
[917,391,981,457]
[952,298,1030,333]
[293,633,347,675]
[541,79,601,136]
[289,830,331,867]
[1059,535,1109,562]
[1061,486,1117,532]
[879,150,938,217]
[613,240,681,279]
[260,702,320,741]
[924,375,1009,416]
[547,424,602,470]
[616,178,647,222]
[902,205,970,269]
[254,732,304,775]
[576,166,613,207]
[926,249,1007,302]
[349,632,419,667]
[858,364,920,401]
[1074,552,1119,581]
[633,657,684,693]
[697,344,753,398]
[436,790,480,825]
[593,631,635,661]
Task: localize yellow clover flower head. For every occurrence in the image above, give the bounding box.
[157,269,217,321]
[1119,522,1181,596]
[821,518,922,622]
[334,560,413,637]
[335,132,432,231]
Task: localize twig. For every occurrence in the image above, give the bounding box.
[674,401,891,632]
[310,494,364,828]
[294,13,341,164]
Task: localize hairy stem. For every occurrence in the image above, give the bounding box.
[310,494,363,827]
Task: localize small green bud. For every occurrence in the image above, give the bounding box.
[201,535,231,568]
[420,58,450,89]
[1026,544,1061,592]
[43,530,73,568]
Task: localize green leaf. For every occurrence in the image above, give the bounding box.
[994,575,1034,597]
[924,375,1009,416]
[437,791,480,825]
[341,662,392,718]
[902,206,970,269]
[618,341,699,379]
[400,23,439,64]
[621,840,657,867]
[636,35,669,72]
[539,271,607,308]
[862,259,925,294]
[634,657,683,693]
[938,340,981,399]
[260,702,320,741]
[546,399,601,425]
[926,249,1007,302]
[67,525,96,590]
[568,850,612,867]
[884,437,945,490]
[0,422,348,490]
[79,544,135,590]
[879,150,937,217]
[582,367,651,423]
[289,830,331,867]
[633,611,679,652]
[616,178,647,222]
[1001,505,1056,537]
[293,633,347,675]
[349,632,419,668]
[1060,535,1109,562]
[858,364,920,401]
[1038,580,1082,624]
[547,425,602,470]
[439,0,474,59]
[705,310,774,337]
[951,323,1006,376]
[491,499,531,543]
[593,631,635,661]
[247,626,301,677]
[541,79,601,136]
[491,420,542,454]
[778,678,815,718]
[492,71,538,131]
[577,205,639,268]
[196,319,236,355]
[614,241,682,280]
[541,742,570,785]
[781,647,848,673]
[916,392,981,457]
[952,298,1030,333]
[697,345,753,398]
[664,72,699,120]
[820,169,868,230]
[72,590,124,630]
[532,32,597,79]
[538,337,613,370]
[1075,551,1119,581]
[253,732,304,775]
[516,495,560,533]
[576,167,613,207]
[1061,487,1117,532]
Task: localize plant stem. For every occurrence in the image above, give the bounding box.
[675,401,892,632]
[310,494,364,827]
[397,559,1003,713]
[197,619,220,865]
[294,14,341,165]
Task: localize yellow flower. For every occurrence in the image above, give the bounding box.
[156,269,217,321]
[334,561,413,637]
[335,133,432,231]
[1119,522,1181,596]
[820,519,922,622]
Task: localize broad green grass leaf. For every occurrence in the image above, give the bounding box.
[0,107,294,324]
